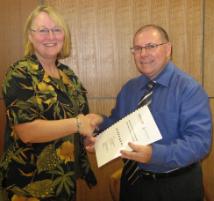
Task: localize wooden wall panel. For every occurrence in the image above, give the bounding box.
[56,0,139,99]
[46,0,203,99]
[0,0,39,98]
[204,0,214,97]
[88,99,116,115]
[202,99,214,201]
[168,0,203,82]
[203,1,214,201]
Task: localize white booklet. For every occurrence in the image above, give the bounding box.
[95,105,162,167]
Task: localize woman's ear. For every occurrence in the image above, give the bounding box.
[28,33,33,42]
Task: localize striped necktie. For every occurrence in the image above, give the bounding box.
[124,80,156,185]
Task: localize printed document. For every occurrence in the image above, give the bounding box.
[95,105,162,167]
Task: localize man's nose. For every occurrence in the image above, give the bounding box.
[139,47,147,56]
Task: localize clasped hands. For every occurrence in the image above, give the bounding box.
[76,113,103,137]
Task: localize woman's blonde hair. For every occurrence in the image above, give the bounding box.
[23,5,71,59]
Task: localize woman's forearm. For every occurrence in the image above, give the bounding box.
[14,118,77,143]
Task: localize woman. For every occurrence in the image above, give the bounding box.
[0,5,102,201]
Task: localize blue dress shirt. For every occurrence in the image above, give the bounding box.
[101,61,212,173]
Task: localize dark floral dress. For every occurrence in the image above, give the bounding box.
[0,55,96,201]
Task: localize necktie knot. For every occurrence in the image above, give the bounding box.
[138,80,156,108]
[146,80,156,91]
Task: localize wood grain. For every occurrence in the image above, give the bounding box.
[1,0,213,200]
[204,0,214,97]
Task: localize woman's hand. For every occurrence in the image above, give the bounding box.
[77,113,103,137]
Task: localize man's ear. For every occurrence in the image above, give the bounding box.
[166,42,172,58]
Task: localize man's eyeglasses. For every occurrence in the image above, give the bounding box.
[130,43,167,54]
[30,27,63,36]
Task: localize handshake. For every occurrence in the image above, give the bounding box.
[75,113,103,137]
[75,113,103,152]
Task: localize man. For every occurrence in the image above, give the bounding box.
[99,24,212,201]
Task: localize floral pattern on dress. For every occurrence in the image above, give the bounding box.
[0,55,96,201]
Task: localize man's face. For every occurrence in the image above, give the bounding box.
[132,28,172,79]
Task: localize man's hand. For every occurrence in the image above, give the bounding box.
[77,113,103,137]
[84,135,97,153]
[120,143,153,163]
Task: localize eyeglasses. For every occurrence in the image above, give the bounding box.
[130,43,167,54]
[30,27,63,36]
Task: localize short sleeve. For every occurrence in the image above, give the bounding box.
[2,62,40,126]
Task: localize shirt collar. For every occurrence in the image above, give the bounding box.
[154,61,174,88]
[138,61,174,90]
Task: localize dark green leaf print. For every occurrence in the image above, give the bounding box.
[37,144,61,173]
[23,179,55,198]
[50,166,75,197]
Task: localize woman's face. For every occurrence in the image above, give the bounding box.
[29,12,64,61]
